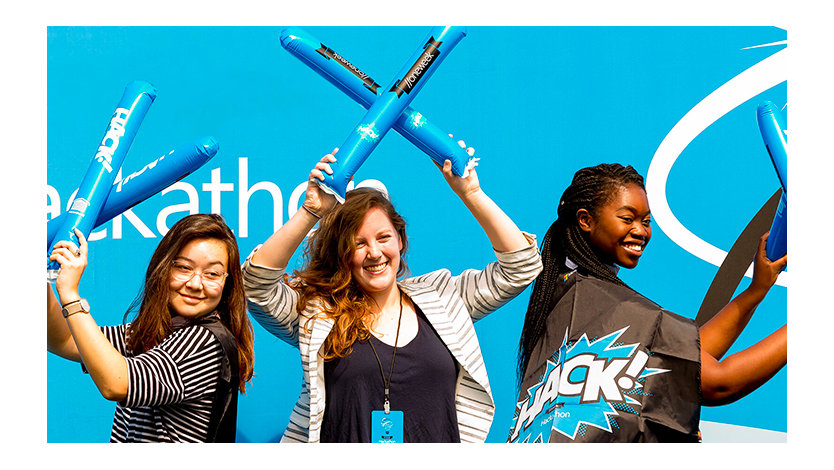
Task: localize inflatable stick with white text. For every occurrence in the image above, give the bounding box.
[315,26,467,202]
[47,137,218,248]
[756,101,787,263]
[280,27,475,178]
[46,80,157,281]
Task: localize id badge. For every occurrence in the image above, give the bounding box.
[371,410,403,443]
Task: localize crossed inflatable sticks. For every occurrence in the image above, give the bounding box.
[46,81,218,278]
[281,26,477,202]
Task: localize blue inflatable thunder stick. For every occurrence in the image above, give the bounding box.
[280,27,475,178]
[314,26,467,202]
[47,80,157,281]
[756,101,787,263]
[47,137,218,249]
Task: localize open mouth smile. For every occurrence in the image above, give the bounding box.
[363,261,389,274]
[622,242,645,256]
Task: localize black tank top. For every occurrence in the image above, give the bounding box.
[321,306,460,443]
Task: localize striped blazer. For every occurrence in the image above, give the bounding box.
[242,237,541,443]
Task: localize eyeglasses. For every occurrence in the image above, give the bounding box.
[171,261,228,288]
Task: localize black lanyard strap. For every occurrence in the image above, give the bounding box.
[367,290,403,414]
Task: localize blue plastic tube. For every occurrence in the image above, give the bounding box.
[310,27,467,202]
[47,137,218,249]
[756,101,787,262]
[757,102,787,191]
[767,193,787,263]
[47,80,157,281]
[280,27,474,179]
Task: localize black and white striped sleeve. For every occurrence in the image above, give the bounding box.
[100,324,130,356]
[119,325,224,408]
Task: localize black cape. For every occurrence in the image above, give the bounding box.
[509,272,701,443]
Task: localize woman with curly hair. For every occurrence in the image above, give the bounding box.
[243,142,542,443]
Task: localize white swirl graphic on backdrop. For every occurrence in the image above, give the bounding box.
[646,41,787,287]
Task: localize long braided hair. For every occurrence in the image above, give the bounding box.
[517,163,646,384]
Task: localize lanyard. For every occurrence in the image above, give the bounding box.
[367,290,403,414]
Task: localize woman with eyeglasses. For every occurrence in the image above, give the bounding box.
[47,213,255,442]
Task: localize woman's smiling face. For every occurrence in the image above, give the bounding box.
[579,183,652,269]
[168,238,229,319]
[349,206,403,298]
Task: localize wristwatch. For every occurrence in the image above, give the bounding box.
[61,299,90,318]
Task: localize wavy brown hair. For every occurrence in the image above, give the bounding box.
[123,213,255,392]
[292,188,409,360]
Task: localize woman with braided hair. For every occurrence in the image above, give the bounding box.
[510,163,786,443]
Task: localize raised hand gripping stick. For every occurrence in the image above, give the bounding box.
[312,26,467,202]
[280,27,475,179]
[47,80,157,281]
[756,101,787,263]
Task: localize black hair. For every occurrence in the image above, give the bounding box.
[517,163,646,385]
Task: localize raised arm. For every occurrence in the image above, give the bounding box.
[439,138,530,253]
[249,149,339,269]
[699,232,787,406]
[47,282,80,361]
[414,138,541,321]
[243,151,341,345]
[48,229,128,401]
[699,232,787,359]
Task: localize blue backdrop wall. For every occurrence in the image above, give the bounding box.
[46,26,787,443]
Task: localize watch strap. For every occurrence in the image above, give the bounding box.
[61,299,89,318]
